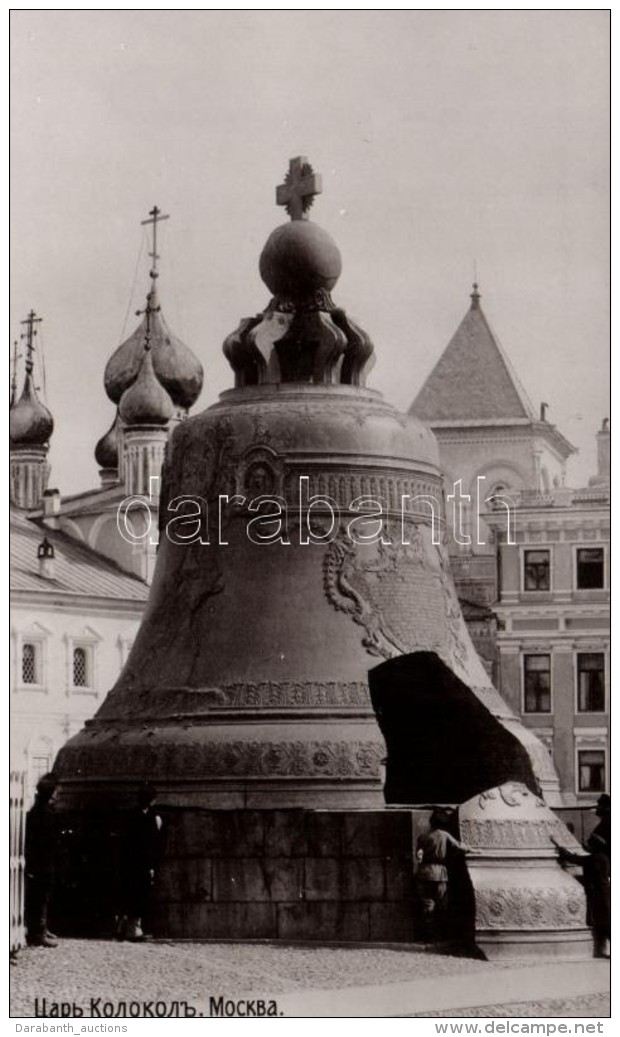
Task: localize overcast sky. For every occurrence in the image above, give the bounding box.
[10,10,609,494]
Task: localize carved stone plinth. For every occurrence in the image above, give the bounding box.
[459,782,593,959]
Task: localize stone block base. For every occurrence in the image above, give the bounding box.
[151,807,420,942]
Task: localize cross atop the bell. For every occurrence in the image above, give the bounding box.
[276,156,322,220]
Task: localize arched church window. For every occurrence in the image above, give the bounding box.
[22,643,38,684]
[72,646,90,688]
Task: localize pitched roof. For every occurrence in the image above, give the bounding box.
[29,483,127,520]
[410,287,536,424]
[10,507,149,602]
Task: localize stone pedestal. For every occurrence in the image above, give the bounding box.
[52,806,425,943]
[156,808,419,941]
[459,782,593,959]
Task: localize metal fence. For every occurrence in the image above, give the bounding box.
[10,770,27,953]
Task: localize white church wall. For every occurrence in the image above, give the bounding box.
[10,600,143,801]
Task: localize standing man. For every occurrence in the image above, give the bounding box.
[117,784,163,942]
[415,809,471,941]
[585,794,611,958]
[25,773,59,948]
[553,794,610,958]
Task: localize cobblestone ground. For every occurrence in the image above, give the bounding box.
[10,940,606,1019]
[414,995,610,1018]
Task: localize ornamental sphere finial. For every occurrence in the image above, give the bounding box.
[259,221,342,299]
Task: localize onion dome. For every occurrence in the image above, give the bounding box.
[118,347,174,427]
[104,286,203,410]
[10,371,54,447]
[95,413,120,469]
[224,156,375,388]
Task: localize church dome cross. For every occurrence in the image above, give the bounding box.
[10,340,21,408]
[103,206,203,412]
[21,309,43,374]
[141,204,169,283]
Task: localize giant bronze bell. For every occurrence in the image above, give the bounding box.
[56,158,561,812]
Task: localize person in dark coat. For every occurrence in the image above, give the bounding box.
[25,773,59,948]
[584,794,610,957]
[117,784,163,941]
[415,809,471,941]
[553,794,610,958]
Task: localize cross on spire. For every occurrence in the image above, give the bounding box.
[20,310,42,373]
[276,157,322,221]
[10,340,21,407]
[141,205,169,281]
[136,290,161,351]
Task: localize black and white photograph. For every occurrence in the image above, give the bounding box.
[9,9,610,1024]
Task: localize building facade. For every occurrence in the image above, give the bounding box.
[10,507,148,800]
[486,444,610,806]
[410,286,609,804]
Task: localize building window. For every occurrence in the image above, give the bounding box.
[523,654,551,713]
[72,646,91,688]
[576,653,605,712]
[523,550,550,591]
[576,548,604,589]
[65,630,100,695]
[577,750,606,793]
[22,642,39,685]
